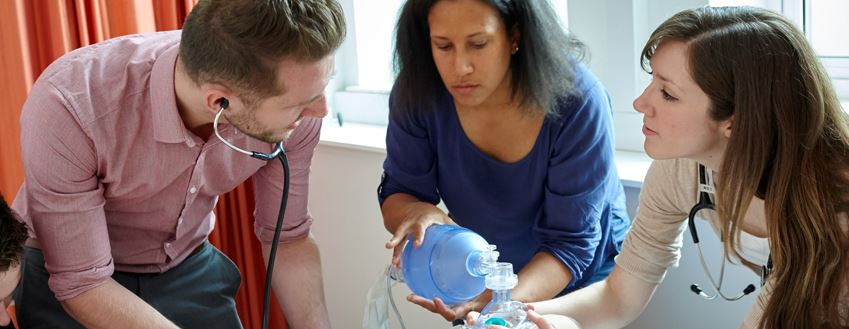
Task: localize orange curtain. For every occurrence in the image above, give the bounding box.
[0,1,285,328]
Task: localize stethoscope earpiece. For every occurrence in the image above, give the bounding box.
[690,284,703,294]
[743,284,756,295]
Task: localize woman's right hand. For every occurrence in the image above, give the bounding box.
[384,201,456,268]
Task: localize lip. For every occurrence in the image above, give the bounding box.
[642,124,657,136]
[452,84,479,96]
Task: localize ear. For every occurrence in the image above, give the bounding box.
[720,117,733,139]
[200,83,234,115]
[510,24,521,54]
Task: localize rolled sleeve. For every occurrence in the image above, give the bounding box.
[252,117,321,243]
[538,185,605,286]
[377,91,440,205]
[534,81,616,286]
[16,81,114,301]
[615,159,690,284]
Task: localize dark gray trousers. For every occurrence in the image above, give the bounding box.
[13,241,243,328]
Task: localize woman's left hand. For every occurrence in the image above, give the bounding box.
[407,290,491,321]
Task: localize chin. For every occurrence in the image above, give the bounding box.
[274,130,294,143]
[643,143,672,160]
[250,130,290,144]
[451,95,484,108]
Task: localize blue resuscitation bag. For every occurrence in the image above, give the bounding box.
[400,225,498,305]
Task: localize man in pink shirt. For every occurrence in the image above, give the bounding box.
[11,0,345,328]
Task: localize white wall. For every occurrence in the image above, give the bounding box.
[566,0,711,152]
[309,144,758,329]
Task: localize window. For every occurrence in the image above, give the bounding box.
[710,0,849,106]
[348,0,404,92]
[805,1,849,109]
[329,0,403,126]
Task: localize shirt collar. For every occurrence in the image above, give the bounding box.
[149,45,189,144]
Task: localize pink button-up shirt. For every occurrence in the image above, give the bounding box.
[12,31,319,301]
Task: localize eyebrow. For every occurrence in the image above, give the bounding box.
[653,71,686,95]
[289,93,324,108]
[431,32,486,40]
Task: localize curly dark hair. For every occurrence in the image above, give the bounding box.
[392,0,585,117]
[1,194,28,271]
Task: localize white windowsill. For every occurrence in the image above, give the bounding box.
[319,121,652,188]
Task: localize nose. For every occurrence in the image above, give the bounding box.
[454,51,473,76]
[633,87,651,116]
[302,96,329,119]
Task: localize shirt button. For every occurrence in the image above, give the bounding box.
[165,242,171,248]
[178,217,184,225]
[189,187,197,194]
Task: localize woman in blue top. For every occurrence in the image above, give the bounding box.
[378,0,631,321]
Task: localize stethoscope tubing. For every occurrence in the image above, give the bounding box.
[214,102,288,329]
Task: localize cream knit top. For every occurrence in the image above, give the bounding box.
[614,158,847,327]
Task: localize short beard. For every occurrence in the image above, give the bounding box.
[224,102,289,143]
[252,129,291,143]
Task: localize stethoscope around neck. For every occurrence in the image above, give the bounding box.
[213,97,288,329]
[687,164,772,301]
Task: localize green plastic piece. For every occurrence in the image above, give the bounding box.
[483,317,509,327]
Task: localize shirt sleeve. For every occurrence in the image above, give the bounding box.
[377,91,440,206]
[534,81,618,286]
[16,80,114,301]
[252,117,321,243]
[615,159,691,284]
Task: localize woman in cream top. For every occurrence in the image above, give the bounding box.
[616,158,774,327]
[472,6,849,329]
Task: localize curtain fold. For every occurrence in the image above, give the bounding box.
[0,0,34,199]
[0,1,285,327]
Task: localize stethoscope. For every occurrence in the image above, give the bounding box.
[214,98,289,329]
[687,164,772,301]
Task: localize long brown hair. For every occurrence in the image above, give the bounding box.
[642,6,849,328]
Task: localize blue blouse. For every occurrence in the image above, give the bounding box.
[378,63,631,291]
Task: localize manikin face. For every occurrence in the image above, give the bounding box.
[223,55,334,143]
[0,264,20,326]
[633,40,730,165]
[428,0,516,109]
